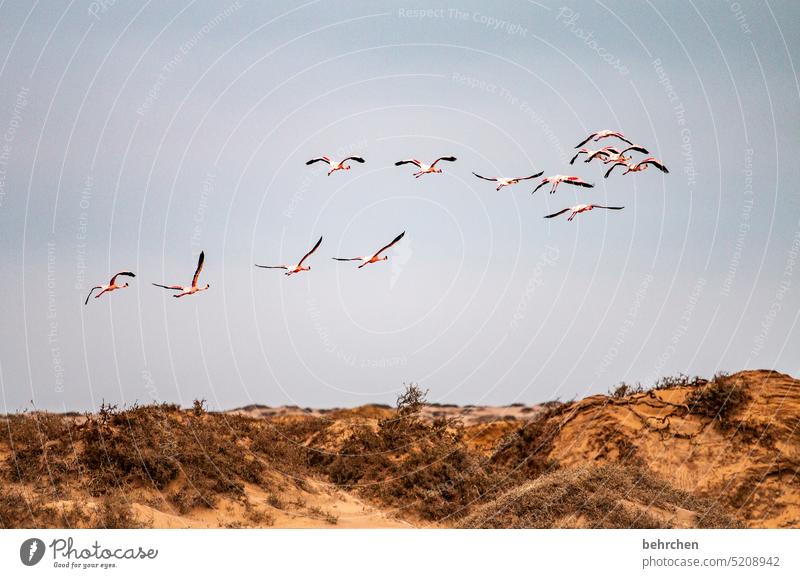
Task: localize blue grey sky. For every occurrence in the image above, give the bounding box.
[0,0,798,411]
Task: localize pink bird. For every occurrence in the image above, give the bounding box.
[544,204,625,221]
[575,130,634,148]
[531,175,594,195]
[255,236,322,276]
[333,231,405,268]
[152,251,210,298]
[84,271,135,305]
[472,170,544,190]
[570,146,620,165]
[599,145,650,165]
[394,156,456,178]
[306,156,365,176]
[604,157,669,178]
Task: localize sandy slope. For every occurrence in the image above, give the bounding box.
[131,479,411,529]
[544,370,799,527]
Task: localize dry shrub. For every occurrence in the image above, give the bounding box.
[307,384,501,521]
[265,492,284,510]
[373,441,495,521]
[93,493,148,528]
[244,499,274,526]
[0,491,50,528]
[0,490,86,528]
[80,403,263,506]
[251,416,326,473]
[312,425,387,487]
[609,382,643,398]
[4,402,272,522]
[1,401,340,527]
[687,373,749,427]
[458,465,739,529]
[307,505,338,525]
[608,373,707,398]
[652,373,707,390]
[3,412,77,490]
[490,401,575,479]
[378,384,428,448]
[192,398,207,417]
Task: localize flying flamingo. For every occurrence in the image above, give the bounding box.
[306,156,365,176]
[570,146,619,165]
[394,156,456,178]
[152,251,210,298]
[575,130,634,148]
[332,231,405,268]
[84,271,135,305]
[472,171,544,190]
[604,157,669,178]
[544,204,625,221]
[255,236,322,276]
[599,145,651,165]
[531,175,594,195]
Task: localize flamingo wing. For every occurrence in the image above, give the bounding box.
[575,132,598,148]
[640,158,669,173]
[563,177,594,188]
[516,171,544,180]
[620,145,649,155]
[395,159,422,167]
[332,257,362,262]
[604,163,627,178]
[611,132,633,145]
[374,231,405,257]
[84,286,102,305]
[570,150,587,164]
[592,205,625,210]
[430,156,457,167]
[109,271,135,285]
[472,172,497,182]
[297,236,323,267]
[341,156,365,164]
[531,178,549,194]
[306,156,331,165]
[543,208,571,219]
[192,251,205,287]
[254,264,288,270]
[152,283,184,290]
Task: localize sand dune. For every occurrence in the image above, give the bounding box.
[1,370,797,528]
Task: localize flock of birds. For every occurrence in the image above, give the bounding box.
[84,129,667,304]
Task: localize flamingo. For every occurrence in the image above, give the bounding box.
[332,231,405,268]
[472,171,543,190]
[84,271,135,305]
[599,145,651,165]
[544,204,625,221]
[575,130,634,148]
[570,146,619,165]
[604,157,669,178]
[394,156,456,178]
[255,236,322,276]
[531,175,594,195]
[306,156,365,176]
[152,251,210,298]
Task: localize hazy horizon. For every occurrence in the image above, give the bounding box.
[1,0,798,412]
